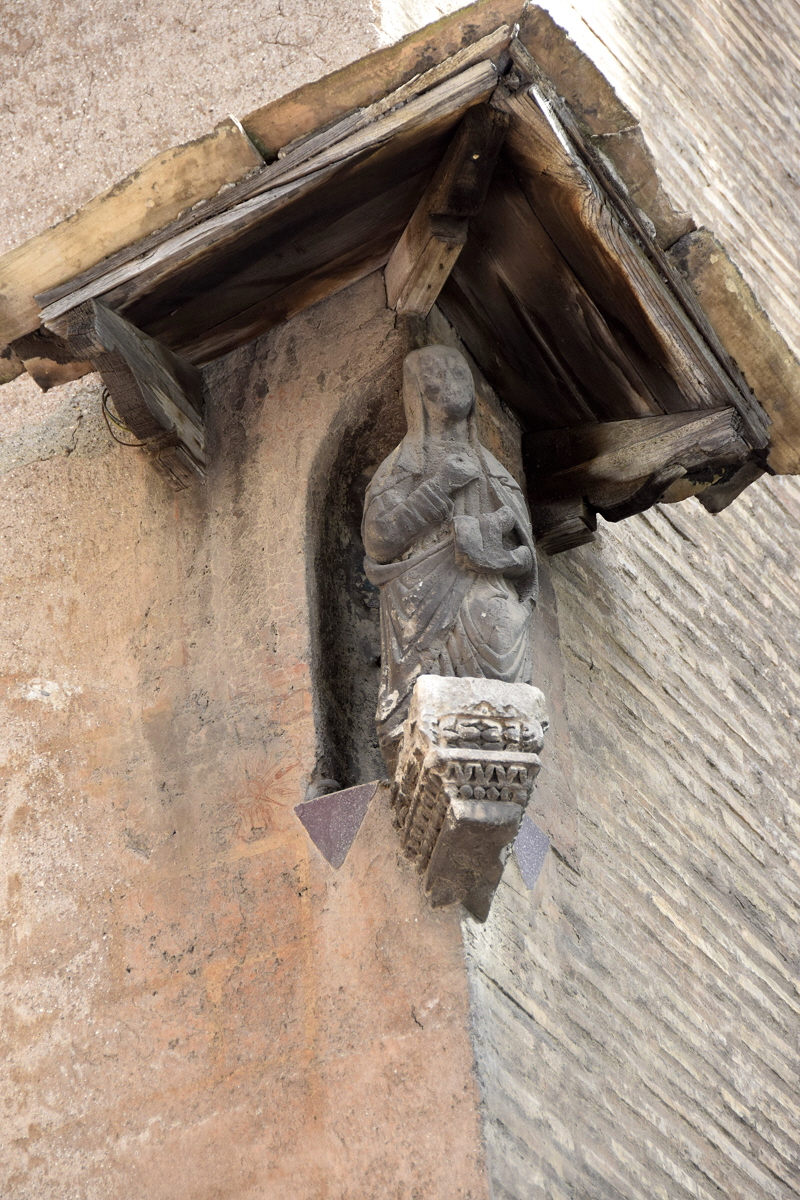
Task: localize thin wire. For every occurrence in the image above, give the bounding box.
[100,388,153,448]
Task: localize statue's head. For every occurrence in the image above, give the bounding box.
[403,345,475,426]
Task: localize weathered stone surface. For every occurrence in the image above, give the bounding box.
[363,344,539,772]
[392,675,548,918]
[427,798,523,919]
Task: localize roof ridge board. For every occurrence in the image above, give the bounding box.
[39,61,500,331]
[36,59,503,319]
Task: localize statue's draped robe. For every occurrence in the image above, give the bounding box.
[363,429,537,767]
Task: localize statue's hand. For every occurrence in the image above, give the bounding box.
[484,505,516,539]
[435,452,481,494]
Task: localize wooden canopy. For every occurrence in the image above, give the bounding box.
[2,1,799,549]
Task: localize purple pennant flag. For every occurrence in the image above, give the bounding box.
[295,781,379,868]
[514,814,550,889]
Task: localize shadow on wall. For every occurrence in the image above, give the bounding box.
[307,363,407,794]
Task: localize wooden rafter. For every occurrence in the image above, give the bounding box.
[385,104,508,315]
[63,300,206,491]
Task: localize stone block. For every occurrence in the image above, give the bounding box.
[393,674,548,919]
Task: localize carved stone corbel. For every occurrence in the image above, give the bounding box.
[392,676,548,921]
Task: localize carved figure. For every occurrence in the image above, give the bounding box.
[362,345,538,772]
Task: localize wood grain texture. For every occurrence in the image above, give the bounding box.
[518,6,694,248]
[525,408,751,541]
[671,229,800,475]
[134,163,434,362]
[277,23,511,162]
[385,104,507,315]
[59,299,206,488]
[240,0,521,156]
[35,59,499,324]
[442,160,682,429]
[498,85,770,447]
[0,119,262,350]
[39,61,497,361]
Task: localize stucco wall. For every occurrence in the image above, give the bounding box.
[1,269,491,1198]
[465,4,800,1198]
[3,3,800,1199]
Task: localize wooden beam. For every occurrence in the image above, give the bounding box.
[277,24,512,162]
[524,408,754,551]
[515,10,693,248]
[38,61,499,343]
[671,229,800,475]
[0,119,263,355]
[496,57,771,450]
[63,301,206,491]
[528,498,598,557]
[385,105,508,315]
[8,329,93,391]
[240,0,519,157]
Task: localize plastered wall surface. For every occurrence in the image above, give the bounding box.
[0,274,490,1198]
[3,3,800,1199]
[0,0,382,255]
[464,3,800,1197]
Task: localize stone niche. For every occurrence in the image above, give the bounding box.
[393,675,548,920]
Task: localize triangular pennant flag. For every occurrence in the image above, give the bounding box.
[514,814,550,889]
[295,781,379,868]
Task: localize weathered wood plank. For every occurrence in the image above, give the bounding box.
[36,58,502,324]
[441,162,678,427]
[9,329,94,392]
[0,119,263,353]
[527,497,598,556]
[278,24,511,161]
[62,300,206,489]
[39,62,498,338]
[139,167,432,363]
[496,82,770,448]
[524,407,751,513]
[671,228,800,475]
[386,223,467,316]
[43,167,337,337]
[386,105,507,315]
[503,43,771,449]
[516,7,694,248]
[240,0,520,156]
[525,406,754,552]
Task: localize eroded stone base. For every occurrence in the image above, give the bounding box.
[392,675,548,919]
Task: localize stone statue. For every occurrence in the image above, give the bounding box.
[362,345,538,774]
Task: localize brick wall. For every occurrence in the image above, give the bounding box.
[465,4,800,1197]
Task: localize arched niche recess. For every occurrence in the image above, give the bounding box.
[306,361,407,794]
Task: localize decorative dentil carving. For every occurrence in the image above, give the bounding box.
[362,344,539,774]
[393,676,548,920]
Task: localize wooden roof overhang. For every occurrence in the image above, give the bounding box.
[3,1,799,551]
